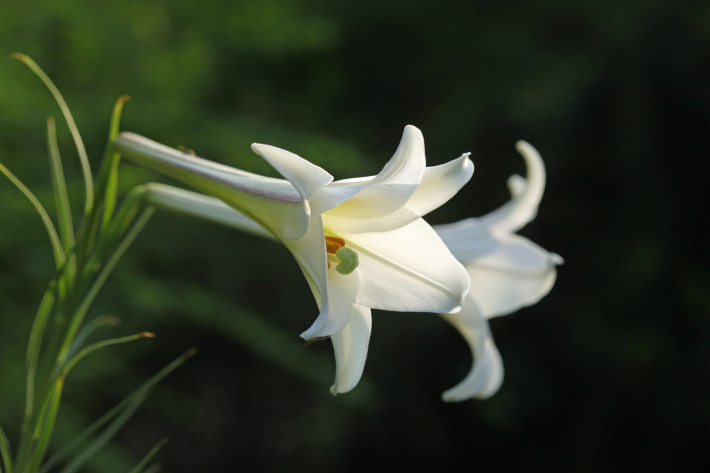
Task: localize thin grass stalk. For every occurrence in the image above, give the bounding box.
[46,117,75,254]
[25,379,64,473]
[68,315,121,358]
[141,463,162,473]
[127,438,168,473]
[39,348,196,473]
[0,162,65,268]
[56,332,154,380]
[57,208,155,365]
[23,280,57,435]
[57,391,149,473]
[0,424,12,473]
[10,54,93,215]
[102,96,130,231]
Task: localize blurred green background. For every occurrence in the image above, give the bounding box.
[1,0,710,471]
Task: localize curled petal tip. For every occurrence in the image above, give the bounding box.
[515,140,542,163]
[458,152,474,171]
[250,143,333,202]
[447,304,463,315]
[550,253,564,265]
[330,385,338,396]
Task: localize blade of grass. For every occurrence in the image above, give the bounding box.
[141,463,162,473]
[11,53,93,215]
[127,438,168,473]
[68,315,121,358]
[102,96,130,232]
[57,389,150,473]
[25,378,64,473]
[24,279,57,431]
[82,185,148,281]
[58,332,154,379]
[28,331,153,472]
[0,161,65,268]
[0,424,12,473]
[47,117,75,253]
[39,348,197,473]
[57,207,155,364]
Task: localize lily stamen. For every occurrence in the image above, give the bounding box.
[325,235,346,254]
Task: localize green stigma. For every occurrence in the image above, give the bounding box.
[335,247,359,275]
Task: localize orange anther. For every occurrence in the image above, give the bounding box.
[325,236,346,254]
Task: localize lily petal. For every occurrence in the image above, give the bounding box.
[325,125,426,220]
[115,133,312,239]
[308,179,370,216]
[330,304,372,395]
[250,143,333,201]
[406,153,474,217]
[476,140,546,235]
[440,296,504,401]
[464,233,561,318]
[283,216,361,340]
[329,217,470,315]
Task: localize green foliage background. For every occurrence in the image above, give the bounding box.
[1,0,709,471]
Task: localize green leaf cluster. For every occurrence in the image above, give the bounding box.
[0,57,190,473]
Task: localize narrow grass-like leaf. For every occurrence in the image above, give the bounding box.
[11,53,93,214]
[47,117,75,253]
[58,390,149,473]
[82,185,147,281]
[39,348,197,473]
[58,332,154,379]
[0,161,65,267]
[58,208,155,364]
[68,315,121,357]
[0,424,12,473]
[102,96,130,232]
[24,280,57,430]
[141,463,162,473]
[26,378,64,473]
[127,438,168,473]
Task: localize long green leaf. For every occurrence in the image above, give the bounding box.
[39,348,197,473]
[141,463,162,473]
[24,280,57,429]
[127,438,168,473]
[58,207,155,364]
[47,117,75,253]
[82,185,147,283]
[68,315,121,358]
[59,332,154,378]
[102,96,130,231]
[58,391,149,473]
[0,161,65,267]
[11,53,93,215]
[0,424,12,473]
[26,378,64,473]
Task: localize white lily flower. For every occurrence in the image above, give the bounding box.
[115,126,473,395]
[434,141,563,402]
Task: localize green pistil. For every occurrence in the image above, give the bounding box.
[334,247,359,275]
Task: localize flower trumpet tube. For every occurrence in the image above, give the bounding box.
[113,132,332,240]
[434,141,563,402]
[116,126,473,395]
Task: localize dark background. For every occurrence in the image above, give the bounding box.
[1,1,709,471]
